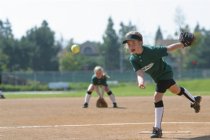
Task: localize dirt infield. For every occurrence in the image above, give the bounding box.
[0,96,210,140]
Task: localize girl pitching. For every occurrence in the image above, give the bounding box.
[123,31,201,138]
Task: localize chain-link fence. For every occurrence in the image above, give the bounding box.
[2,69,210,86]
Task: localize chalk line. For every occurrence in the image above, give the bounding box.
[0,122,209,129]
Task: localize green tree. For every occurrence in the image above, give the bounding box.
[0,19,13,38]
[195,29,210,68]
[25,20,61,71]
[118,21,137,71]
[118,21,137,42]
[0,49,9,71]
[102,17,120,70]
[0,19,15,71]
[59,40,103,71]
[155,26,163,43]
[59,50,84,71]
[174,7,192,71]
[181,24,210,69]
[16,37,37,71]
[192,25,210,69]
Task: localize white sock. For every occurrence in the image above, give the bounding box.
[184,88,195,102]
[84,94,91,103]
[155,107,164,129]
[109,94,116,103]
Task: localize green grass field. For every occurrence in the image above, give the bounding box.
[4,78,210,99]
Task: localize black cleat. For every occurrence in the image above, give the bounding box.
[83,103,88,108]
[0,95,5,99]
[113,103,117,108]
[191,96,202,113]
[151,127,162,138]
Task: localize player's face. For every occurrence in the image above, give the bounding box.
[95,70,103,78]
[127,40,141,54]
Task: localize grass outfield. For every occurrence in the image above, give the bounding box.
[4,78,210,99]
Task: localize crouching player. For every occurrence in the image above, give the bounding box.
[83,66,117,108]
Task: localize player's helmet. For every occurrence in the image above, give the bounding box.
[123,31,143,44]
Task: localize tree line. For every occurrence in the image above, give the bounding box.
[0,17,210,72]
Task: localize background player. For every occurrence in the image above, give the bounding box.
[123,31,202,138]
[83,66,117,108]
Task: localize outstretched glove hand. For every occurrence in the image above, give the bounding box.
[179,32,195,47]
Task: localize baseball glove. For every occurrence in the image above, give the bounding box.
[96,98,108,108]
[179,32,195,47]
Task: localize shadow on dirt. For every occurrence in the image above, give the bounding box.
[178,135,210,140]
[115,107,127,109]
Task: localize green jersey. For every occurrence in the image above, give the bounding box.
[91,75,108,86]
[129,45,173,83]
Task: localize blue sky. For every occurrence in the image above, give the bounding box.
[1,0,209,44]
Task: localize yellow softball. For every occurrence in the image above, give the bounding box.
[71,44,80,54]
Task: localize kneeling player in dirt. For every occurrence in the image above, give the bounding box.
[83,66,117,108]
